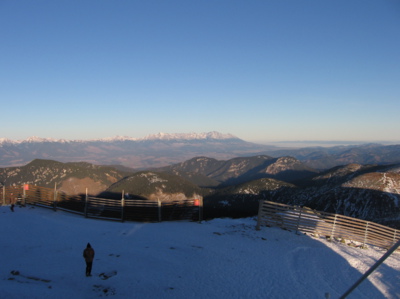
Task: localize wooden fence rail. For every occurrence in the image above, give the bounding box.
[1,184,203,222]
[256,200,399,251]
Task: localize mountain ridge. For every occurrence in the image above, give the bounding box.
[154,155,318,187]
[1,157,399,228]
[0,159,130,195]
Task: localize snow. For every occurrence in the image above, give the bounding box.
[142,131,237,141]
[1,206,399,299]
[0,137,70,145]
[0,132,238,145]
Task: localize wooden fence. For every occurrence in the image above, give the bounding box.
[257,200,399,251]
[0,184,203,222]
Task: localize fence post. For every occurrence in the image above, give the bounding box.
[199,197,203,222]
[22,184,27,206]
[330,214,337,239]
[295,206,303,234]
[84,189,88,218]
[158,199,162,222]
[363,222,370,249]
[3,186,5,205]
[53,183,57,211]
[121,191,125,222]
[256,200,264,230]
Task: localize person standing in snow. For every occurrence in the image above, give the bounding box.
[83,243,95,277]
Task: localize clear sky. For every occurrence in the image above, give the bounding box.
[1,0,399,144]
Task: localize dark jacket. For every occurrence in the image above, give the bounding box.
[83,243,95,263]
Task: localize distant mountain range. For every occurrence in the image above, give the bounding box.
[1,131,400,170]
[0,132,272,168]
[0,131,238,144]
[266,143,400,169]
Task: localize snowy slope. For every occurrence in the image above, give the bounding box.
[0,206,399,299]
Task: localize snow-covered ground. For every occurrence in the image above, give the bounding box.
[1,205,399,299]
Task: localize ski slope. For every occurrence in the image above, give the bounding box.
[1,206,399,298]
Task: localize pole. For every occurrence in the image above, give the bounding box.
[339,238,400,299]
[3,186,5,205]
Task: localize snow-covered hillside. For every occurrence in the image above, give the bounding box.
[1,206,399,299]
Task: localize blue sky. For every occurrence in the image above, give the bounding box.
[1,1,399,144]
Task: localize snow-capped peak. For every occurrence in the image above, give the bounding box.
[93,136,138,142]
[0,138,12,143]
[142,131,238,141]
[0,136,69,145]
[24,136,57,143]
